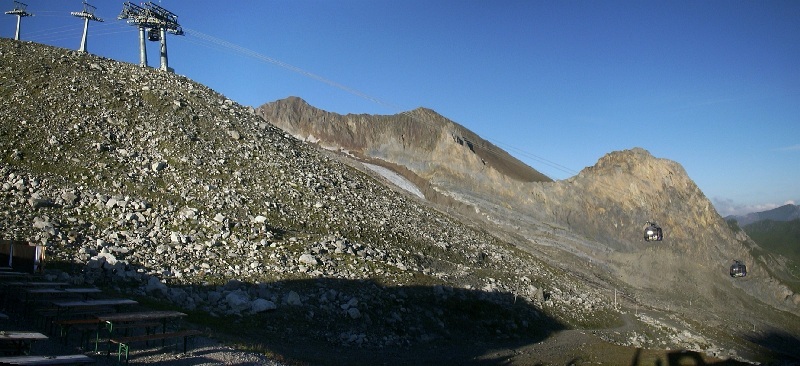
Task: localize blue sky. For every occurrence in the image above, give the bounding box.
[4,0,799,216]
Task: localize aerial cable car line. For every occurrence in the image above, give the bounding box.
[28,24,133,45]
[185,28,392,110]
[22,23,83,39]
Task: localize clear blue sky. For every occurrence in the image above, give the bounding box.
[4,0,799,216]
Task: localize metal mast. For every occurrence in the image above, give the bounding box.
[4,1,32,41]
[118,1,183,71]
[71,1,103,53]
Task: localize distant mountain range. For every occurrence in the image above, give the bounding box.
[727,204,800,226]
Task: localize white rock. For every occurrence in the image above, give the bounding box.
[251,298,277,313]
[225,290,251,313]
[298,254,318,265]
[286,291,302,306]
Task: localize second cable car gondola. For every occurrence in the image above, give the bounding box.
[643,221,663,241]
[730,260,747,278]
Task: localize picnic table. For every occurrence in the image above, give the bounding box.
[51,299,138,318]
[19,288,103,318]
[98,310,187,335]
[0,331,48,355]
[98,311,195,363]
[49,299,138,332]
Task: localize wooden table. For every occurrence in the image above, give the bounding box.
[51,299,138,316]
[98,310,187,334]
[0,331,48,355]
[20,288,103,317]
[97,310,188,355]
[50,299,138,329]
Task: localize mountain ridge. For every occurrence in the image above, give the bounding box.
[728,204,800,226]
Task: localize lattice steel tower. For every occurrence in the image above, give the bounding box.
[118,1,183,71]
[4,1,32,41]
[71,1,103,53]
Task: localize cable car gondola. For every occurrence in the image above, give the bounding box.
[643,221,663,241]
[147,28,161,41]
[730,260,747,278]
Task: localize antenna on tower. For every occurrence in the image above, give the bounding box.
[5,1,33,41]
[71,0,104,53]
[118,1,183,72]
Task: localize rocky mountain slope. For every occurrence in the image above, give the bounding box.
[2,38,798,364]
[736,218,800,294]
[257,97,800,361]
[256,97,551,209]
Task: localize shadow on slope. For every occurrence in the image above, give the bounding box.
[627,348,749,366]
[176,277,564,366]
[743,329,800,365]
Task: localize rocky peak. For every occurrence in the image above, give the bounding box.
[256,97,551,205]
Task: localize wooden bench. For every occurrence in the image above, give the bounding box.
[0,354,95,365]
[109,330,202,364]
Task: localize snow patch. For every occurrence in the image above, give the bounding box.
[363,163,425,200]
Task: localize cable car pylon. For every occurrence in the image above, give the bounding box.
[4,1,32,41]
[71,1,103,53]
[118,1,183,71]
